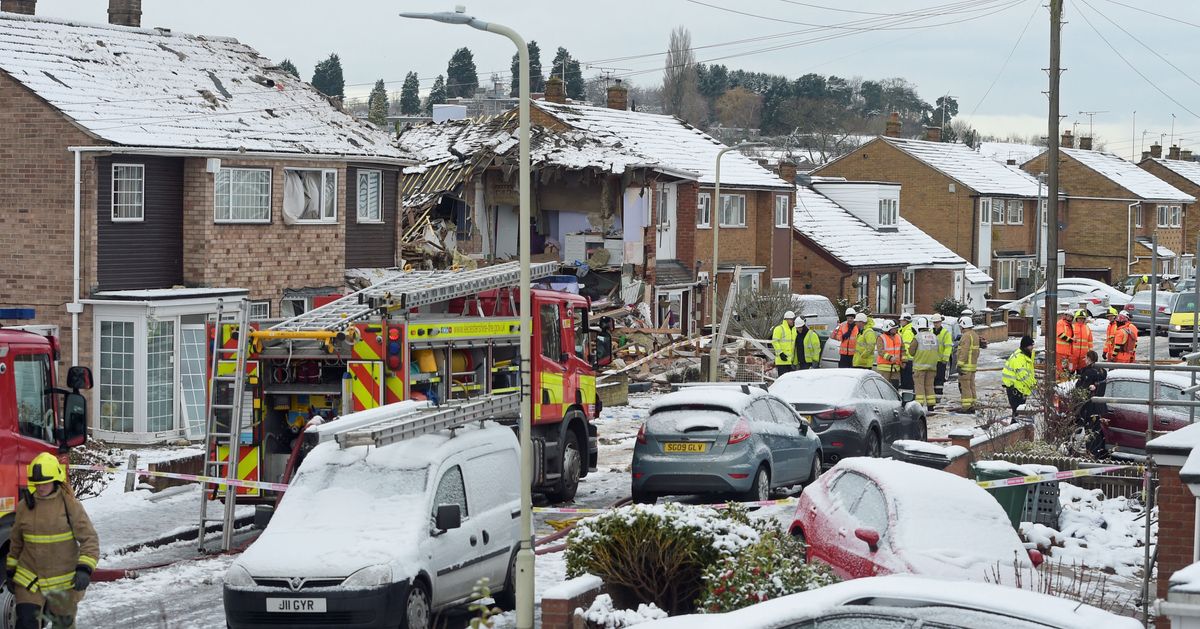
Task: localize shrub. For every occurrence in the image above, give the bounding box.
[933,297,968,318]
[565,503,759,615]
[732,287,799,340]
[835,297,868,321]
[70,439,117,499]
[697,518,838,613]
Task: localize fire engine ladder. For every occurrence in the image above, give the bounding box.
[335,394,521,449]
[267,261,560,333]
[198,300,251,552]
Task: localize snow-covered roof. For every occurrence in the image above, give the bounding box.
[0,13,405,159]
[1146,157,1200,188]
[978,141,1044,166]
[880,137,1042,197]
[1172,562,1200,594]
[1058,148,1195,202]
[793,185,992,284]
[534,100,791,189]
[1137,239,1177,259]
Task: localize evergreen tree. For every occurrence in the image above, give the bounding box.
[424,75,447,114]
[549,47,585,99]
[367,79,389,126]
[510,40,545,96]
[278,58,299,78]
[446,47,478,98]
[399,71,421,115]
[311,53,345,98]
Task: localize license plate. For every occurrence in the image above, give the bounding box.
[1138,310,1150,315]
[267,598,326,613]
[809,324,827,331]
[663,442,708,453]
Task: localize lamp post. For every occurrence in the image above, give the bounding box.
[399,8,534,628]
[708,141,768,382]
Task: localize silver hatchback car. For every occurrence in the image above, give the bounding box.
[631,386,823,504]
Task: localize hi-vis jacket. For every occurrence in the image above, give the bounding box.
[6,487,99,595]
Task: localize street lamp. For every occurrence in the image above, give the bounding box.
[708,141,768,382]
[399,7,535,628]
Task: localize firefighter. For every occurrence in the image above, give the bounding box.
[909,317,940,408]
[832,307,858,368]
[931,314,953,405]
[6,453,99,629]
[956,316,980,413]
[794,315,822,370]
[1102,307,1120,361]
[852,313,877,369]
[1055,310,1074,378]
[771,310,799,377]
[1113,312,1138,363]
[1002,335,1037,419]
[875,320,903,388]
[898,312,915,391]
[1071,309,1093,372]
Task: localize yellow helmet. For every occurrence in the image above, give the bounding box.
[28,452,66,486]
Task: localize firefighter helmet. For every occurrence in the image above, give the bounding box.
[959,316,974,329]
[28,452,65,486]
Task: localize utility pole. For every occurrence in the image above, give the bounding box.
[1044,0,1062,388]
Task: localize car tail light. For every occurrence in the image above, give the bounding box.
[1089,297,1101,304]
[636,423,646,445]
[1124,303,1134,311]
[814,407,856,421]
[729,418,752,444]
[728,473,749,479]
[1160,306,1169,313]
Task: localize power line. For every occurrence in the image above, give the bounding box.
[1077,0,1200,91]
[1096,0,1200,30]
[967,0,1041,118]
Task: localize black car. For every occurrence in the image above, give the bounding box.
[768,369,927,464]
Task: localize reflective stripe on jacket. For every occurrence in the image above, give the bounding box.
[957,329,980,372]
[1072,321,1093,357]
[899,323,915,360]
[1103,322,1118,358]
[798,328,822,365]
[833,321,857,356]
[771,322,798,365]
[1002,350,1036,395]
[1055,318,1074,355]
[876,332,902,368]
[8,486,100,595]
[1114,323,1138,362]
[934,327,953,363]
[853,325,877,368]
[911,331,940,371]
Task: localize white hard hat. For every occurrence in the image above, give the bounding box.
[961,309,974,317]
[845,307,857,316]
[794,316,806,327]
[880,320,896,332]
[959,316,974,328]
[899,312,912,321]
[784,310,796,320]
[931,314,944,323]
[854,312,868,323]
[914,316,929,330]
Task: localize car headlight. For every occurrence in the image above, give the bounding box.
[1173,325,1183,332]
[342,564,392,588]
[224,564,255,587]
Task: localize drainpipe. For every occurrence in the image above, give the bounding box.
[68,148,83,366]
[1128,201,1138,272]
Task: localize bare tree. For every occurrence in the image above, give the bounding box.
[715,87,763,131]
[662,26,707,124]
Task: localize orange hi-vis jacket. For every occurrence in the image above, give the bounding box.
[1103,321,1118,359]
[1114,323,1138,363]
[876,332,903,368]
[1055,318,1074,364]
[832,321,857,356]
[1071,320,1093,368]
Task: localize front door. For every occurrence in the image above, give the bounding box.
[655,183,677,261]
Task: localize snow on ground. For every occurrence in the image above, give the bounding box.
[1020,483,1155,578]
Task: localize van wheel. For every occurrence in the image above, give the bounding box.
[492,552,518,611]
[546,430,582,503]
[403,580,431,629]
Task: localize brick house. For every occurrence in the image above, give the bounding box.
[1024,139,1195,282]
[814,124,1045,300]
[1139,144,1200,274]
[0,3,411,442]
[792,179,991,314]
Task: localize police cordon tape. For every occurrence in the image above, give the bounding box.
[531,496,800,515]
[973,464,1137,490]
[69,464,289,493]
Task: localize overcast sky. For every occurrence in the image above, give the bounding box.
[34,0,1200,156]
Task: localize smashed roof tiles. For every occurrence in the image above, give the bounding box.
[879,137,1042,197]
[1056,148,1194,202]
[0,13,405,158]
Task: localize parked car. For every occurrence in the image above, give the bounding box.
[1079,369,1199,454]
[631,386,822,504]
[1176,276,1195,294]
[769,369,927,464]
[1000,285,1123,320]
[1118,273,1180,294]
[637,574,1140,629]
[1169,292,1199,356]
[790,458,1042,582]
[224,422,520,629]
[792,293,838,340]
[1124,289,1177,334]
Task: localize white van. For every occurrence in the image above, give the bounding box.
[223,422,520,629]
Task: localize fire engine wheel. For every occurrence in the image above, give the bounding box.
[547,427,583,503]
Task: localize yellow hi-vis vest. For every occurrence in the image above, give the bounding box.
[911,331,940,371]
[853,325,877,368]
[1002,349,1036,395]
[899,323,915,359]
[799,329,822,365]
[771,322,798,365]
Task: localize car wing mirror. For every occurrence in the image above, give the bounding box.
[855,527,880,552]
[900,391,915,404]
[434,504,462,533]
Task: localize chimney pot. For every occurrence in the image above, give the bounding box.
[1151,143,1163,159]
[1170,145,1182,160]
[108,0,142,27]
[1142,151,1152,161]
[884,112,902,138]
[925,126,942,142]
[1006,159,1017,166]
[543,76,566,104]
[1183,150,1194,161]
[778,161,798,185]
[1078,136,1093,151]
[606,78,628,111]
[1060,129,1074,148]
[1,0,35,14]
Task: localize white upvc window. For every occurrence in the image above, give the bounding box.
[996,259,1016,292]
[1172,205,1183,227]
[1040,198,1048,226]
[774,195,789,227]
[247,301,271,321]
[737,269,760,294]
[356,170,383,223]
[111,163,145,221]
[903,270,915,307]
[1135,206,1144,228]
[719,194,746,227]
[215,168,272,223]
[98,319,136,433]
[771,277,790,291]
[1158,205,1172,228]
[697,193,711,228]
[991,198,1005,223]
[980,198,992,225]
[1006,199,1023,224]
[857,273,869,304]
[878,198,898,226]
[283,168,338,224]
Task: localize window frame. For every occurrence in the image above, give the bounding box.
[696,193,712,228]
[1135,206,1144,228]
[876,272,896,314]
[903,270,914,307]
[356,169,383,224]
[247,301,271,321]
[857,273,869,304]
[1158,205,1171,228]
[771,278,791,292]
[1006,199,1024,225]
[98,318,136,433]
[284,168,338,224]
[990,197,1005,224]
[540,303,562,361]
[1172,205,1183,228]
[13,352,55,444]
[979,198,991,226]
[719,193,747,228]
[996,259,1016,293]
[774,194,790,228]
[432,464,469,519]
[878,198,898,226]
[215,167,272,224]
[111,163,146,222]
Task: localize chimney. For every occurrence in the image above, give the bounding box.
[1143,151,1152,161]
[778,161,798,185]
[884,112,901,138]
[1006,159,1017,166]
[1,0,35,14]
[1183,149,1194,161]
[1151,143,1163,159]
[925,126,942,142]
[606,78,629,111]
[1078,136,1093,151]
[1059,129,1074,148]
[108,0,142,27]
[543,76,566,104]
[1170,145,1182,160]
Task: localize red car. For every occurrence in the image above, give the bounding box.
[1094,369,1195,452]
[790,458,1041,581]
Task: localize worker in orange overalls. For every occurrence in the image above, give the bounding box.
[1112,313,1138,363]
[1101,307,1120,361]
[1055,310,1074,379]
[1071,309,1093,372]
[831,307,859,368]
[874,320,903,388]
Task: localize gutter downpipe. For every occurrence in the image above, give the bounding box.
[1128,201,1138,272]
[71,148,82,366]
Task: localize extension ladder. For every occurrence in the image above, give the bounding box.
[335,394,521,449]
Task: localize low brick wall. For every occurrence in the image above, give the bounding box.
[542,574,604,629]
[932,423,1036,478]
